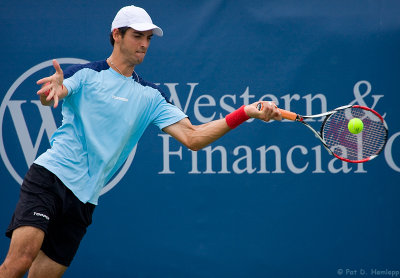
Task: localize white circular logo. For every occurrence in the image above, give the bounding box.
[0,58,137,195]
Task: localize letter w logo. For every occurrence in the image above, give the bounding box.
[7,100,56,168]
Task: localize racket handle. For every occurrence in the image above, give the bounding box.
[278,109,298,121]
[256,102,298,121]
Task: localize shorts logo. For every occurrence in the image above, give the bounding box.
[0,58,137,195]
[33,212,50,221]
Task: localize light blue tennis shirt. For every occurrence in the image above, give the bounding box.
[34,60,187,205]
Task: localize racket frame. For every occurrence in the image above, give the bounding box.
[318,105,388,163]
[259,103,388,163]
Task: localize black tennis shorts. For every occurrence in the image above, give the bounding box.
[6,163,96,267]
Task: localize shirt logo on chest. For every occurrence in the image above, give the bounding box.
[112,95,129,102]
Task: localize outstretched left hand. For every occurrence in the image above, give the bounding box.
[36,59,66,108]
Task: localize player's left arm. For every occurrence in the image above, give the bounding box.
[163,101,281,151]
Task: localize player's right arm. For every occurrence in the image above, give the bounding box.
[36,59,68,108]
[163,102,281,151]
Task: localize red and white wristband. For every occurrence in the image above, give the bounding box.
[225,105,250,129]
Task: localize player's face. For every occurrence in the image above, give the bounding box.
[119,28,153,66]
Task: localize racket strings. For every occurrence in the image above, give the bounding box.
[322,107,387,161]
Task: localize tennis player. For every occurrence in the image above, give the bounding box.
[0,5,281,278]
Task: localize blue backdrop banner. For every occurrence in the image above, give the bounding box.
[1,1,399,277]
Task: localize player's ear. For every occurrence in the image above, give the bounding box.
[112,29,121,43]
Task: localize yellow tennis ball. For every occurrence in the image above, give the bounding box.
[348,118,364,134]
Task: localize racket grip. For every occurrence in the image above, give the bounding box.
[256,102,298,121]
[278,109,298,121]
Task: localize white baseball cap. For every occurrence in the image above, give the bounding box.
[111,5,163,37]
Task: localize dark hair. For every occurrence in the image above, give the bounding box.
[109,27,130,46]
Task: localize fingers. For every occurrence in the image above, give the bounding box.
[37,82,51,96]
[267,101,282,121]
[268,101,277,109]
[36,77,52,85]
[45,86,55,102]
[53,93,59,108]
[257,101,282,122]
[43,85,59,108]
[36,60,65,108]
[37,59,63,85]
[53,59,63,74]
[36,80,60,108]
[272,107,282,121]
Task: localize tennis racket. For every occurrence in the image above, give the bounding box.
[258,103,388,163]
